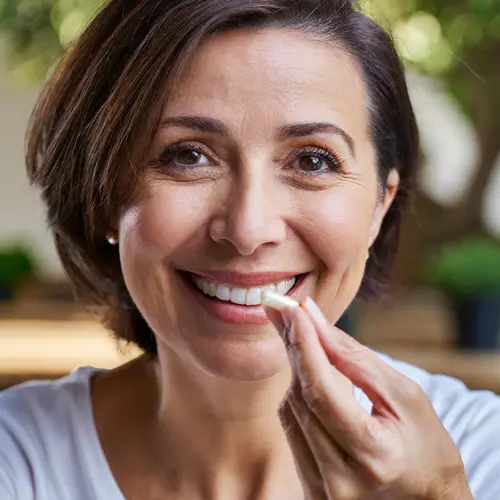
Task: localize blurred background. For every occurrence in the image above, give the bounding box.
[0,0,499,391]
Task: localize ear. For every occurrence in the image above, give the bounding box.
[368,169,400,248]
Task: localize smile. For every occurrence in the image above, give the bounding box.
[190,275,297,306]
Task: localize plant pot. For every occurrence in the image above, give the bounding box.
[454,295,500,350]
[0,283,12,301]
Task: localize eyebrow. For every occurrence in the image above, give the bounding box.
[277,122,356,157]
[160,116,230,136]
[161,116,356,157]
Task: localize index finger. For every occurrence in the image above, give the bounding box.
[303,298,415,419]
[286,305,375,450]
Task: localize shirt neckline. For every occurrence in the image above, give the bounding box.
[71,365,371,500]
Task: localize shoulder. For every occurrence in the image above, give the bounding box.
[378,352,500,498]
[0,366,98,435]
[0,368,100,499]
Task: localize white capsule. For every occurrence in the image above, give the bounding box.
[261,290,299,311]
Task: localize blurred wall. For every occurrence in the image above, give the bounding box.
[0,54,63,277]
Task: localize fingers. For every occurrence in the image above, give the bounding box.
[288,384,371,500]
[264,305,286,333]
[286,306,372,447]
[288,384,349,469]
[302,298,415,418]
[279,400,329,500]
[266,297,409,457]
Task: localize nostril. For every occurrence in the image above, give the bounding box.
[208,207,287,255]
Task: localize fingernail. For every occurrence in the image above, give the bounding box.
[303,297,328,326]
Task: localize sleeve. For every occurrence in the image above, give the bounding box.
[426,374,500,500]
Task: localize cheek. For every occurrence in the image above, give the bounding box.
[296,188,375,271]
[117,184,213,320]
[117,183,216,338]
[119,183,211,268]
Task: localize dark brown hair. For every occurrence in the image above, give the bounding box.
[26,0,419,355]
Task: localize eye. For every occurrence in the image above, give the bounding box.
[293,147,343,175]
[159,143,212,169]
[175,149,208,166]
[297,155,329,172]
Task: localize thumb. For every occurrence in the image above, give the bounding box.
[264,305,286,334]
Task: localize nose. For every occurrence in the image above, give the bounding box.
[208,174,287,256]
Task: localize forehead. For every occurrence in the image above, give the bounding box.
[166,29,369,138]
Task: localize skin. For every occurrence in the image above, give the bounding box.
[90,29,472,499]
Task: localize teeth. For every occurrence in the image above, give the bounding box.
[245,288,261,306]
[276,281,289,295]
[192,276,297,306]
[230,288,247,305]
[215,284,231,301]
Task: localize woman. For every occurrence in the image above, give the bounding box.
[0,0,498,498]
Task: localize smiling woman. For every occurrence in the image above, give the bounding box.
[0,1,499,499]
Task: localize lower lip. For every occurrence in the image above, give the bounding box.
[181,274,305,325]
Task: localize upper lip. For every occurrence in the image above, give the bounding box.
[185,271,305,287]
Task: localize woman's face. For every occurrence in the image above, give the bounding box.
[118,29,398,381]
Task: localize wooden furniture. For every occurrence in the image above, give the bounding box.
[0,302,139,389]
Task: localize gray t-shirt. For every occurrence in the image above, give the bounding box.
[1,354,500,499]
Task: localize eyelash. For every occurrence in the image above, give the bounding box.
[157,141,214,168]
[156,141,346,175]
[291,146,346,176]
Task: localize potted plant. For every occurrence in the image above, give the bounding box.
[423,237,500,350]
[0,244,37,301]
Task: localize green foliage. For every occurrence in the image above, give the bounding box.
[424,237,500,297]
[0,0,498,117]
[367,0,500,67]
[0,243,37,287]
[0,0,103,80]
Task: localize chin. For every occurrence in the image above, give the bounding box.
[187,334,290,381]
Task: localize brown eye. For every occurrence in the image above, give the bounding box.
[175,149,207,166]
[298,155,327,172]
[291,147,343,176]
[158,144,211,169]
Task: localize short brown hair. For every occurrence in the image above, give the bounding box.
[26,0,419,355]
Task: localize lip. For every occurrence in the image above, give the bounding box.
[180,272,307,325]
[186,270,304,288]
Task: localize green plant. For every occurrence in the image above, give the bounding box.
[423,237,500,298]
[0,244,37,288]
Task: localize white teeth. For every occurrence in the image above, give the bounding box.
[276,280,289,295]
[215,284,231,301]
[245,288,261,306]
[192,276,297,306]
[262,284,276,295]
[230,288,247,305]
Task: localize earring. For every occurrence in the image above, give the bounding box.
[366,249,371,261]
[106,231,119,246]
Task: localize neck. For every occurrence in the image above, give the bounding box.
[150,347,302,500]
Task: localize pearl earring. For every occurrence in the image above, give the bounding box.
[107,232,118,246]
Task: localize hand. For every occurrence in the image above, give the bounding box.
[265,298,473,500]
